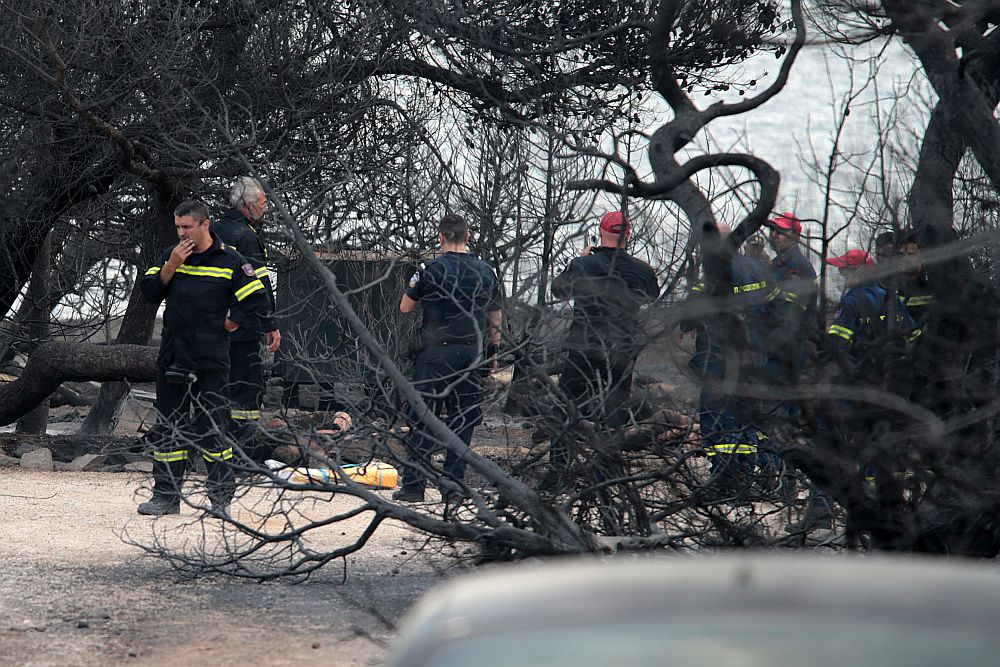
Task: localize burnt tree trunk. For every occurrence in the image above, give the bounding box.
[78,184,181,435]
[0,342,157,427]
[15,234,54,434]
[0,141,120,321]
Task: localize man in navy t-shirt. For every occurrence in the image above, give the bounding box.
[393,214,503,503]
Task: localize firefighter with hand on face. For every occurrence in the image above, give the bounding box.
[212,177,281,459]
[136,200,273,517]
[392,213,503,504]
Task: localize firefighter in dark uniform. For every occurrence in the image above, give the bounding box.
[787,249,917,532]
[682,222,779,494]
[758,213,818,483]
[824,249,918,370]
[137,200,273,516]
[212,177,281,458]
[873,231,897,265]
[392,213,502,503]
[767,212,818,387]
[545,211,659,488]
[898,232,934,326]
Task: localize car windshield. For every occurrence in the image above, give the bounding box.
[421,615,1000,667]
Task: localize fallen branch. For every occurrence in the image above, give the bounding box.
[0,342,157,426]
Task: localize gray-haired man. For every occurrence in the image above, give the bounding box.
[213,177,281,459]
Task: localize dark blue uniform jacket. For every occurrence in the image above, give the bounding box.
[141,234,272,372]
[212,208,278,341]
[552,247,659,356]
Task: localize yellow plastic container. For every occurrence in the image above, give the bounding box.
[286,461,398,489]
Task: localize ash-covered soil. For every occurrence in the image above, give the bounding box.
[0,469,453,667]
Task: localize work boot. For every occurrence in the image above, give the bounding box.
[785,503,834,533]
[147,457,187,513]
[392,487,426,502]
[206,498,231,520]
[205,457,235,513]
[137,496,180,516]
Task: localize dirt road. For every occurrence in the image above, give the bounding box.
[0,469,448,667]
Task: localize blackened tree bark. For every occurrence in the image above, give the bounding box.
[78,185,182,435]
[0,342,157,426]
[0,149,120,321]
[15,233,53,434]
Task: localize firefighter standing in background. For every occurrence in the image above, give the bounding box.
[682,222,779,496]
[898,231,934,327]
[767,212,818,387]
[393,213,503,503]
[137,200,273,516]
[744,233,772,265]
[213,177,281,459]
[787,249,918,532]
[873,231,898,266]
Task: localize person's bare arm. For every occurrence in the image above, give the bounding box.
[400,293,419,313]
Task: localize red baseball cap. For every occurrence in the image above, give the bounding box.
[599,211,630,236]
[770,212,802,235]
[826,249,874,268]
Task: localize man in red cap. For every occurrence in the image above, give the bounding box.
[768,212,817,326]
[759,212,818,492]
[766,212,817,384]
[786,247,917,532]
[681,221,779,498]
[543,210,660,490]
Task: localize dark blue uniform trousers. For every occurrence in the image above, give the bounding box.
[548,349,635,473]
[149,369,235,505]
[400,345,484,494]
[228,337,265,456]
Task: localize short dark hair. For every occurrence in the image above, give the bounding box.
[174,200,209,222]
[900,229,920,247]
[439,213,468,244]
[874,231,896,248]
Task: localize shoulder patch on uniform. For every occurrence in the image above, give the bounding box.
[242,263,255,277]
[408,271,421,289]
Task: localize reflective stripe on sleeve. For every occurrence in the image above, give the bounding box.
[145,266,161,276]
[705,443,757,455]
[907,295,934,307]
[234,279,265,301]
[827,324,854,341]
[732,281,767,294]
[254,266,270,279]
[202,448,234,462]
[230,409,261,420]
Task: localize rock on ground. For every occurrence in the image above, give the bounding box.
[19,447,53,471]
